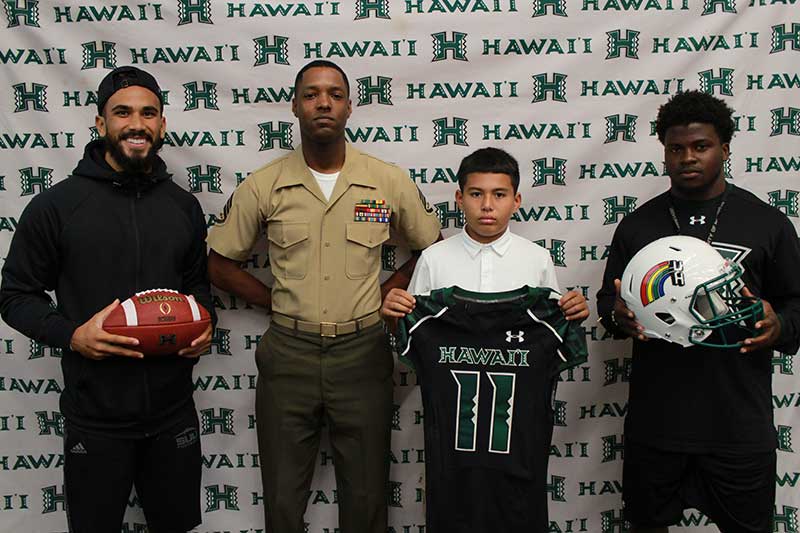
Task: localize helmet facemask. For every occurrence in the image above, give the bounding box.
[688,262,764,348]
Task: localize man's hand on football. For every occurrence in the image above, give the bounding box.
[559,290,589,322]
[613,279,647,341]
[740,287,781,354]
[70,299,144,360]
[178,323,213,358]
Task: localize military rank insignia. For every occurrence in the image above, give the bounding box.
[354,199,391,223]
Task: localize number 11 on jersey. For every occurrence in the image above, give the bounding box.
[452,370,517,454]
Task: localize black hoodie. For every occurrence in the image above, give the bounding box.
[0,139,214,436]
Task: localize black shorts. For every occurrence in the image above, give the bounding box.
[623,440,776,533]
[64,407,202,533]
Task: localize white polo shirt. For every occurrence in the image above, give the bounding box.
[408,227,560,296]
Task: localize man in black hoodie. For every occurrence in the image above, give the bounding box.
[0,66,213,533]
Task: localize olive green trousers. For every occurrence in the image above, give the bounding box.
[255,322,393,533]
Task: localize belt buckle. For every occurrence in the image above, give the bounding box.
[320,322,337,338]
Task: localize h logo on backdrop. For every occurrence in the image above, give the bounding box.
[183,81,219,110]
[606,29,640,59]
[258,122,293,151]
[603,196,637,224]
[253,35,290,65]
[355,0,390,19]
[768,190,799,217]
[177,0,212,25]
[771,107,800,137]
[432,117,468,147]
[605,114,637,143]
[432,31,468,61]
[81,41,117,69]
[771,23,800,53]
[357,76,393,106]
[532,158,568,187]
[4,0,39,28]
[532,73,568,103]
[13,83,47,112]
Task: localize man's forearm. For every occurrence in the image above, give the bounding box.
[380,252,419,300]
[208,250,271,310]
[381,233,443,299]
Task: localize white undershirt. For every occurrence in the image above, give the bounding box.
[309,168,340,201]
[408,227,561,295]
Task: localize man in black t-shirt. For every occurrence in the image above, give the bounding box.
[397,286,587,533]
[597,91,800,533]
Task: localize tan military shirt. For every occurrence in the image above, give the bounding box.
[207,144,441,323]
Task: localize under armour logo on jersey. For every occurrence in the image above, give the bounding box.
[689,215,706,225]
[506,330,525,343]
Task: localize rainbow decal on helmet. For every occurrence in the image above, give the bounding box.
[640,260,685,306]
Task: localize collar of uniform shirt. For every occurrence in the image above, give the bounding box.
[460,226,512,259]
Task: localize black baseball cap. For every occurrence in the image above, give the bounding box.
[96,66,163,114]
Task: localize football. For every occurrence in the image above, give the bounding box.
[103,289,211,355]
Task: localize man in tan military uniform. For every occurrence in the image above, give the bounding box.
[207,60,440,533]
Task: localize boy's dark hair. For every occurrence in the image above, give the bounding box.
[655,90,735,144]
[294,60,350,97]
[456,147,520,192]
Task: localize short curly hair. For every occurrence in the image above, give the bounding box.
[654,90,735,144]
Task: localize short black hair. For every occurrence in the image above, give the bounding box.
[456,147,520,192]
[655,90,735,144]
[294,60,350,97]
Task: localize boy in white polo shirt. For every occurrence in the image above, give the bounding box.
[382,147,588,324]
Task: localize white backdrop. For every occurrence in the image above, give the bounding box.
[0,1,798,532]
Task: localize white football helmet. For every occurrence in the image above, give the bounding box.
[620,235,763,348]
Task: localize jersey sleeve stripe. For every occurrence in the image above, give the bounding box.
[400,306,449,357]
[526,309,563,344]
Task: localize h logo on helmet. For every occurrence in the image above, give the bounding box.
[159,334,177,345]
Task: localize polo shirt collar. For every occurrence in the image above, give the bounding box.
[461,226,512,258]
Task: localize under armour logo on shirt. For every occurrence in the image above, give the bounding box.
[506,330,524,343]
[689,215,706,225]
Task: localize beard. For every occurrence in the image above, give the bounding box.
[104,130,164,176]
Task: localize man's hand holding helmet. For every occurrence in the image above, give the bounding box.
[739,287,781,354]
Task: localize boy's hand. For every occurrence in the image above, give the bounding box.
[613,279,647,340]
[381,288,416,319]
[559,290,590,323]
